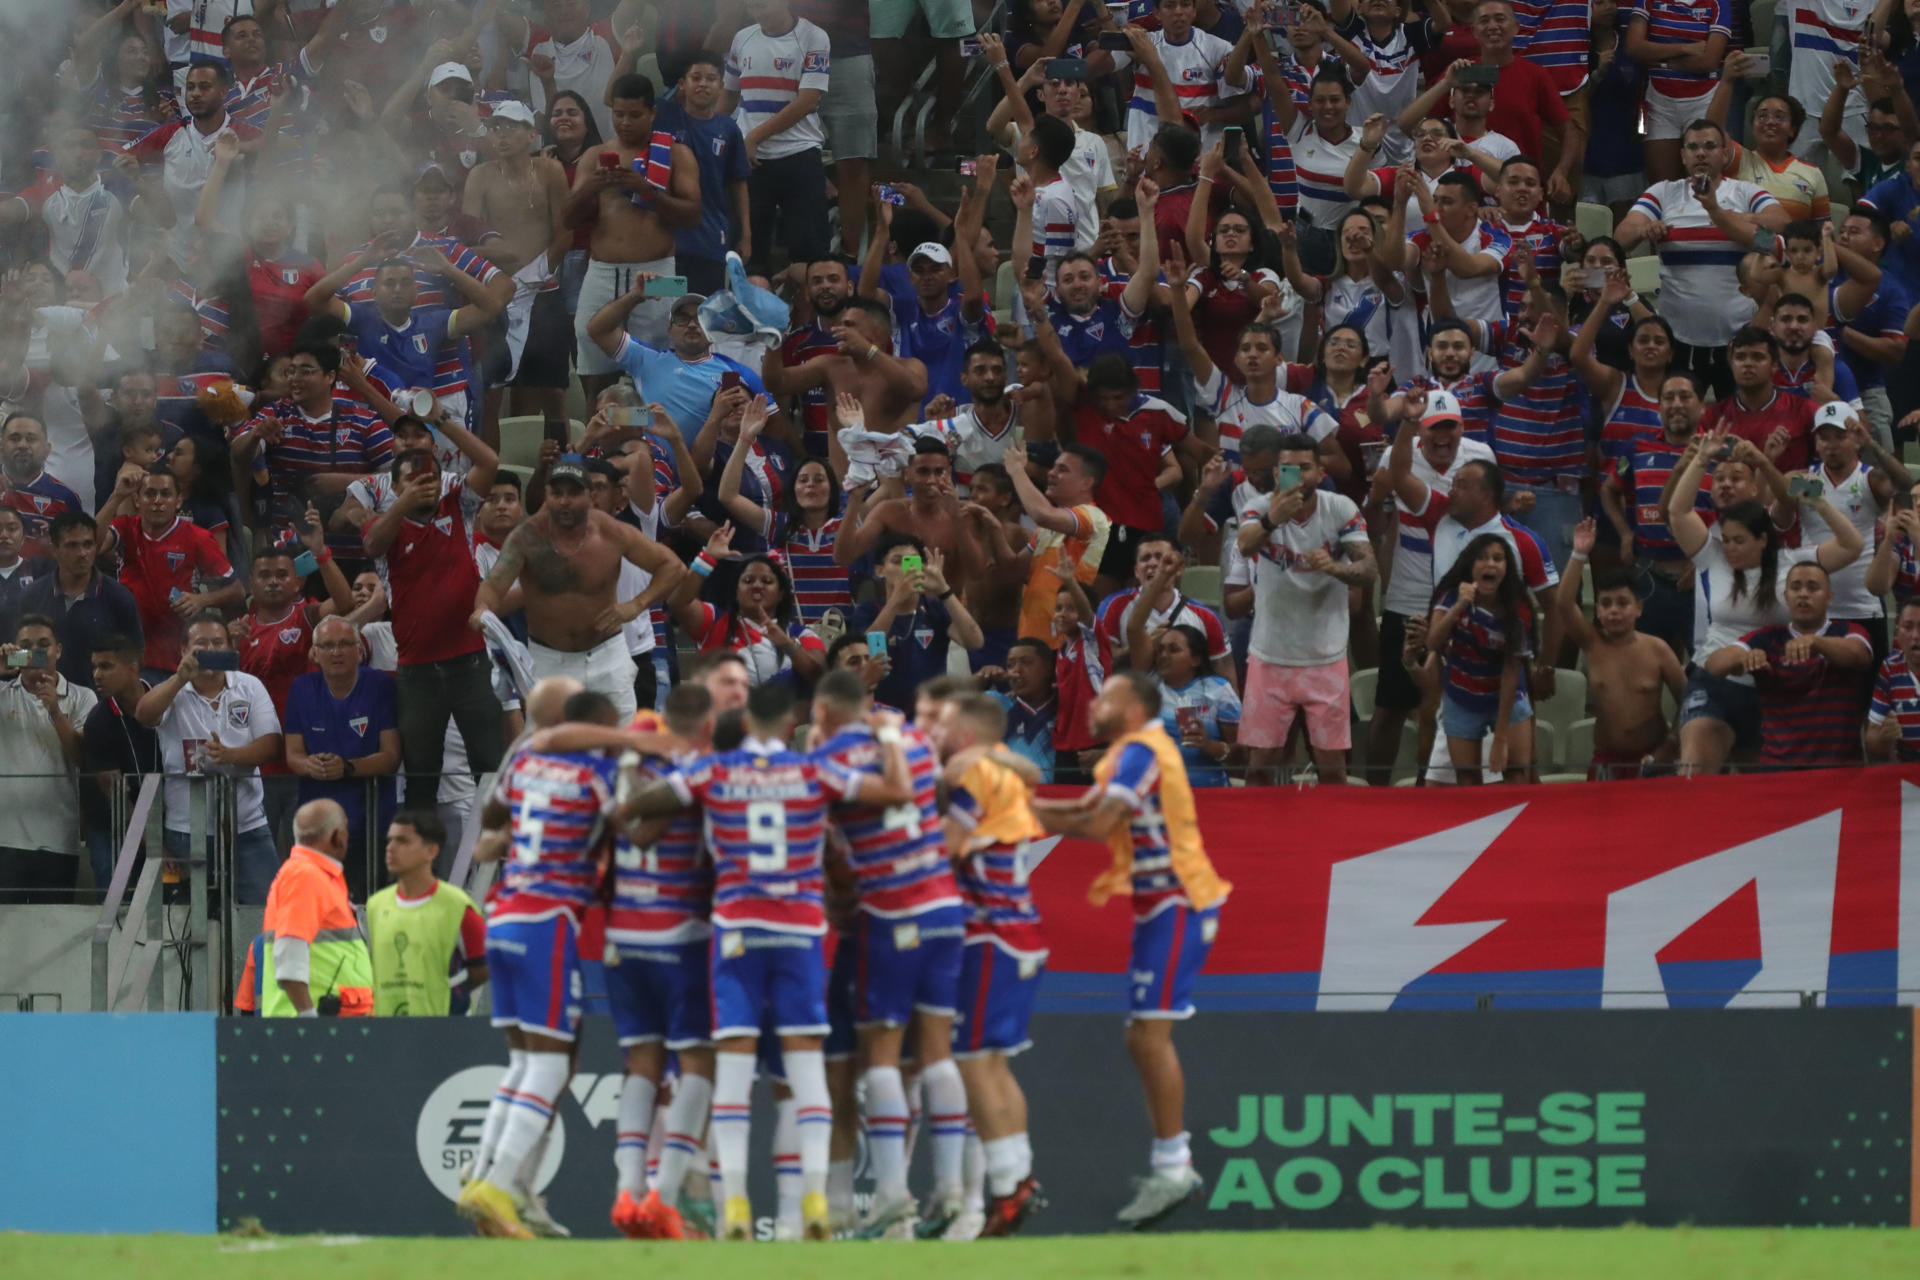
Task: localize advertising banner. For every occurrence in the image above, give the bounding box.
[215,1009,1916,1237]
[1018,766,1920,1010]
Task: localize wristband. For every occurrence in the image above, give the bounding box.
[691,553,716,579]
[1565,550,1587,564]
[1423,210,1441,224]
[876,726,903,746]
[936,588,954,600]
[1259,513,1277,531]
[316,547,333,565]
[297,1007,318,1018]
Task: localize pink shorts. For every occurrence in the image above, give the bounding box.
[1239,656,1351,751]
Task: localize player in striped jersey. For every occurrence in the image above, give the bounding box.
[808,671,968,1238]
[459,690,624,1240]
[932,691,1051,1237]
[1867,600,1920,761]
[619,681,917,1242]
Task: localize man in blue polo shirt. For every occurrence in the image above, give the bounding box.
[656,51,752,295]
[282,615,401,900]
[19,511,142,690]
[586,286,781,441]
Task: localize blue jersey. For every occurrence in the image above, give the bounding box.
[990,691,1056,783]
[283,668,399,842]
[878,263,988,408]
[655,103,751,259]
[490,748,617,926]
[667,737,864,935]
[814,724,958,919]
[613,334,766,448]
[609,752,713,945]
[346,301,455,393]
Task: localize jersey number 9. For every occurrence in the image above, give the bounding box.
[745,800,789,872]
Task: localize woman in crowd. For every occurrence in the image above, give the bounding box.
[1277,210,1397,369]
[1563,236,1651,374]
[716,403,853,627]
[1427,534,1537,785]
[540,89,604,325]
[1149,623,1242,788]
[670,524,827,688]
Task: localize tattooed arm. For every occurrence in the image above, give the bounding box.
[469,523,530,630]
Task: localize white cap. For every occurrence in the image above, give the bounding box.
[428,62,474,89]
[908,241,954,267]
[488,100,537,128]
[1420,389,1465,427]
[1812,400,1856,433]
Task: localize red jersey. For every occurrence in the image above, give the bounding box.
[246,253,324,357]
[781,320,841,457]
[1073,392,1188,531]
[240,602,319,774]
[110,515,235,671]
[1053,621,1111,753]
[1483,54,1568,160]
[385,480,485,667]
[1699,388,1816,474]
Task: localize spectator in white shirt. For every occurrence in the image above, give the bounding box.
[0,615,97,902]
[725,0,833,276]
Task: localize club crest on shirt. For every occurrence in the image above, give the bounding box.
[803,50,828,74]
[774,56,794,72]
[913,626,934,649]
[413,334,430,354]
[1181,67,1208,83]
[434,516,453,535]
[278,628,303,644]
[228,700,251,729]
[282,267,300,285]
[1085,320,1105,341]
[166,551,186,570]
[349,715,369,737]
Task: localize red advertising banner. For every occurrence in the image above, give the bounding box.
[1025,765,1920,1010]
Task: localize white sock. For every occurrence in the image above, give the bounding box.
[1011,1131,1033,1183]
[774,1094,802,1226]
[515,1121,554,1195]
[920,1058,968,1201]
[711,1053,755,1206]
[473,1049,528,1184]
[785,1049,833,1198]
[1151,1131,1192,1172]
[615,1074,657,1195]
[645,1093,668,1190]
[491,1051,569,1192]
[655,1073,711,1210]
[903,1070,924,1166]
[984,1135,1023,1197]
[862,1065,910,1200]
[962,1128,986,1213]
[827,1158,856,1220]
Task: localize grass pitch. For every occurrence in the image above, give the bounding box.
[9,1230,1920,1279]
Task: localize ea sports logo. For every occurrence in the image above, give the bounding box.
[415,1066,566,1201]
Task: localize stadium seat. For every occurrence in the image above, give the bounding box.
[991,259,1016,312]
[499,416,547,469]
[1538,772,1587,784]
[1575,202,1612,244]
[1533,720,1559,772]
[1350,667,1379,721]
[1391,720,1421,783]
[1565,716,1596,774]
[1344,775,1371,785]
[1535,668,1587,744]
[1626,255,1661,298]
[1181,565,1223,609]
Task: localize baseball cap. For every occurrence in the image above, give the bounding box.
[1812,400,1855,433]
[548,454,590,488]
[909,242,954,268]
[669,292,709,319]
[1421,389,1465,427]
[429,62,473,89]
[487,100,537,128]
[412,160,452,185]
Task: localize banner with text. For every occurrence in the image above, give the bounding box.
[1021,765,1920,1010]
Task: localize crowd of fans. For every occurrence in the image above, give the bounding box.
[3,0,1920,905]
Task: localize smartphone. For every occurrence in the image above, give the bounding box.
[1268,0,1297,26]
[292,550,319,576]
[170,587,187,603]
[1788,474,1825,501]
[866,630,889,659]
[1224,126,1243,166]
[901,553,925,575]
[958,158,978,176]
[1743,48,1771,79]
[1893,490,1915,513]
[1560,265,1590,291]
[1096,30,1132,50]
[1045,56,1088,81]
[1024,254,1047,282]
[1691,174,1712,197]
[1711,438,1738,463]
[720,370,744,392]
[1277,462,1303,491]
[196,650,241,671]
[597,150,621,170]
[644,275,689,297]
[959,36,983,56]
[876,184,907,206]
[5,650,29,668]
[1456,63,1500,87]
[614,405,654,429]
[1175,706,1203,737]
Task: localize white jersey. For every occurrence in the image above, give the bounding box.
[1383,437,1497,617]
[1288,119,1361,233]
[1322,270,1393,360]
[1194,365,1340,465]
[155,671,280,836]
[725,19,830,160]
[1417,219,1510,333]
[1342,21,1429,165]
[522,22,623,139]
[1240,491,1371,666]
[910,396,1022,494]
[1788,1,1867,143]
[1629,178,1775,346]
[1797,460,1882,618]
[22,179,130,296]
[1117,28,1240,153]
[1689,527,1816,672]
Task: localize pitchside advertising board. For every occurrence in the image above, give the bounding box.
[213,1010,1919,1236]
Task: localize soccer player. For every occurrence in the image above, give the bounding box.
[617,681,916,1241]
[1031,669,1232,1228]
[933,691,1050,1238]
[809,670,968,1238]
[456,690,625,1239]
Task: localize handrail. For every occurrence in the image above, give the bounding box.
[90,773,161,946]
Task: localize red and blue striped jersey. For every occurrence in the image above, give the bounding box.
[625,131,678,210]
[1883,533,1920,606]
[666,738,865,934]
[780,320,839,457]
[1512,0,1600,92]
[1870,649,1920,761]
[1,471,82,548]
[1289,120,1361,232]
[1611,432,1707,561]
[1102,740,1189,920]
[1737,620,1873,765]
[815,723,959,919]
[1490,341,1589,486]
[1030,176,1076,267]
[240,397,396,498]
[1499,216,1565,314]
[1121,27,1236,152]
[766,511,850,623]
[1600,377,1665,464]
[87,82,180,152]
[1629,0,1730,100]
[946,755,1048,958]
[608,752,712,945]
[491,748,618,926]
[1399,370,1498,446]
[225,62,300,132]
[1435,590,1533,713]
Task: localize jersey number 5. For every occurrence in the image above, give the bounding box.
[745,799,789,872]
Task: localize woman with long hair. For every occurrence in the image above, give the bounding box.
[1427,534,1537,784]
[1278,210,1397,371]
[669,526,827,688]
[61,20,179,151]
[1665,432,1865,772]
[1865,479,1920,607]
[1150,623,1242,787]
[1183,144,1284,380]
[169,433,235,547]
[716,401,852,627]
[541,89,603,323]
[1563,235,1652,373]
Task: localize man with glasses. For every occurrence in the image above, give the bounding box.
[284,617,401,901]
[1706,63,1830,224]
[0,615,96,902]
[587,282,777,446]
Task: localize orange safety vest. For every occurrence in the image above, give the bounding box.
[258,845,374,1017]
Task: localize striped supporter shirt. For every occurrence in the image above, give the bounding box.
[1435,591,1533,714]
[1119,27,1237,153]
[1631,178,1779,347]
[1610,431,1710,562]
[1629,0,1730,100]
[1869,649,1920,761]
[1511,0,1595,91]
[1736,620,1873,766]
[725,19,831,161]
